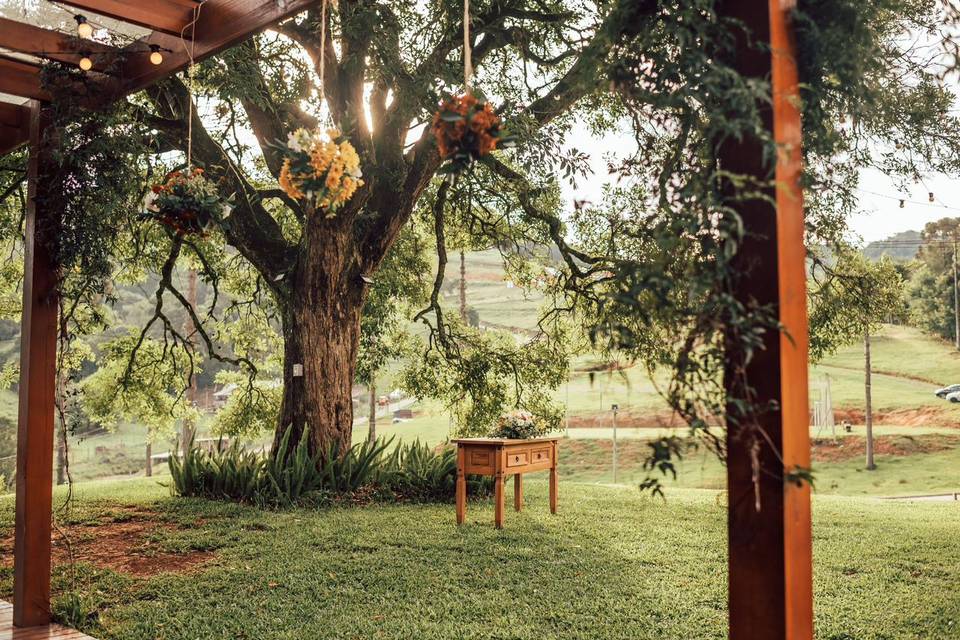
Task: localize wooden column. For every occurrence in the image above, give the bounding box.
[718,1,813,639]
[13,101,59,628]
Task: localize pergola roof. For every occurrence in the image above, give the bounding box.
[0,0,320,155]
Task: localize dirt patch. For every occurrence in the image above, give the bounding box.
[833,406,960,428]
[811,434,960,463]
[0,507,214,577]
[567,410,688,429]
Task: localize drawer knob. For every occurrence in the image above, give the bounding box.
[515,456,520,462]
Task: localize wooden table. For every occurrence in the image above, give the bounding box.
[452,437,559,528]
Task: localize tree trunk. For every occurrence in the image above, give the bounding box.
[145,442,153,477]
[272,225,366,459]
[55,423,66,486]
[368,377,377,443]
[182,269,198,456]
[864,327,875,470]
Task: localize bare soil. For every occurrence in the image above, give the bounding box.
[0,507,214,577]
[833,406,960,428]
[811,434,960,463]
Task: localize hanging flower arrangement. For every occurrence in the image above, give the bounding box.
[432,94,512,175]
[144,167,222,236]
[278,128,364,216]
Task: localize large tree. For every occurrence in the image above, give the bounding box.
[4,0,959,475]
[126,0,655,456]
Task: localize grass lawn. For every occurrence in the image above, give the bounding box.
[0,479,958,639]
[558,435,960,497]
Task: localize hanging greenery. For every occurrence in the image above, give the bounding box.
[144,167,224,236]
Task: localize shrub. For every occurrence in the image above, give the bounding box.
[169,433,487,507]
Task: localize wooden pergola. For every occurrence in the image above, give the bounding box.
[0,1,813,637]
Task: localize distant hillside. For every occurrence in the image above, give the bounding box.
[863,230,921,262]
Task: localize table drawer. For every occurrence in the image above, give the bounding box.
[506,450,529,468]
[531,447,552,464]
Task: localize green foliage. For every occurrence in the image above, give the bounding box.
[212,376,282,439]
[908,263,956,343]
[905,217,960,343]
[82,334,199,438]
[808,249,906,362]
[169,432,484,506]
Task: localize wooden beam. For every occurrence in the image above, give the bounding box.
[716,0,813,639]
[112,0,320,97]
[0,103,30,155]
[0,17,117,72]
[770,0,814,635]
[13,101,60,628]
[54,0,198,38]
[0,57,50,102]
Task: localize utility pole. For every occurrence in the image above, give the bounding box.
[459,249,467,323]
[953,233,959,351]
[368,374,377,443]
[611,403,619,484]
[864,327,876,470]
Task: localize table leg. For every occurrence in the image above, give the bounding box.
[549,442,558,514]
[514,473,523,512]
[456,446,466,525]
[494,471,505,529]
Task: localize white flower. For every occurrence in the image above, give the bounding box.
[287,128,311,153]
[144,191,159,212]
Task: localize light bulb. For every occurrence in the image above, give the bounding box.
[79,56,93,71]
[75,15,93,39]
[149,46,163,65]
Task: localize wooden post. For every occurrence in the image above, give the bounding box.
[368,378,377,443]
[864,328,875,470]
[549,440,558,514]
[494,446,505,529]
[718,2,813,639]
[513,474,522,512]
[455,445,466,525]
[13,101,59,628]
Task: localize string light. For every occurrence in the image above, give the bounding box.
[929,192,935,203]
[899,199,905,209]
[78,53,92,71]
[74,14,93,39]
[149,44,163,65]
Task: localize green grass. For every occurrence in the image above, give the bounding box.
[1,479,958,639]
[557,435,960,497]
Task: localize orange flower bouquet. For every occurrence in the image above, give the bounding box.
[144,167,222,236]
[278,128,364,216]
[431,94,513,175]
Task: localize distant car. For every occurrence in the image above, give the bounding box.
[935,384,960,399]
[947,391,960,404]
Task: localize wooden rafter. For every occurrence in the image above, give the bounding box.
[0,103,31,156]
[112,0,320,98]
[0,57,49,102]
[54,0,199,38]
[0,17,118,72]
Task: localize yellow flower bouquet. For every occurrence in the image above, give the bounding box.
[278,128,364,216]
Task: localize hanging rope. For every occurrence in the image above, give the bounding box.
[463,0,473,92]
[320,0,328,107]
[180,3,204,167]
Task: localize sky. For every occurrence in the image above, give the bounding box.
[564,123,960,247]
